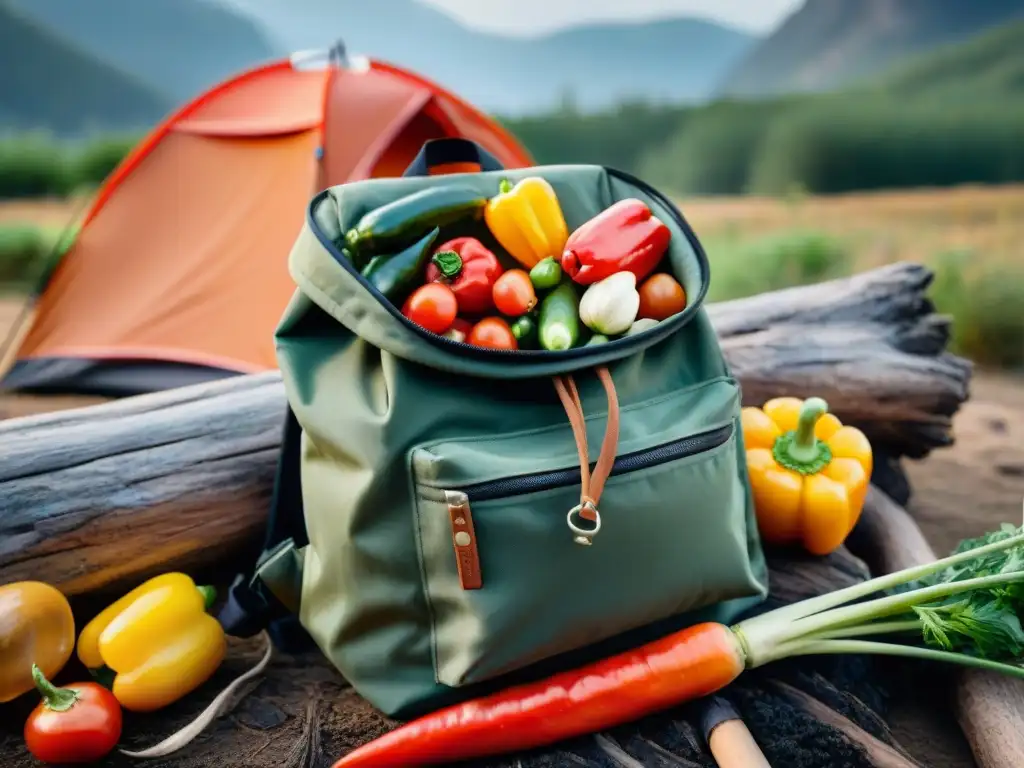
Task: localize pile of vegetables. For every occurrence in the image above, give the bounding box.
[340,177,688,350]
[1,573,229,765]
[332,523,1024,767]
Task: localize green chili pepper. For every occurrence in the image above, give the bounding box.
[529,257,562,292]
[538,281,581,351]
[360,228,441,303]
[510,315,538,348]
[345,186,487,256]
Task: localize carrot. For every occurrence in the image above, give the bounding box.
[333,524,1024,768]
[332,622,743,768]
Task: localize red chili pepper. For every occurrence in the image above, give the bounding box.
[331,622,743,768]
[425,237,504,315]
[561,198,672,286]
[24,664,123,765]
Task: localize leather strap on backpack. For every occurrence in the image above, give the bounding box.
[553,366,621,546]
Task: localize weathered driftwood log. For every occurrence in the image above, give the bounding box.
[850,487,1024,768]
[0,262,971,597]
[711,261,971,459]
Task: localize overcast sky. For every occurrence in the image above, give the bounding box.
[418,0,805,35]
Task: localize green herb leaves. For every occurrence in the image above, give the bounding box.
[735,522,1024,676]
[902,523,1024,660]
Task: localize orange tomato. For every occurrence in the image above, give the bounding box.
[467,318,518,350]
[402,283,458,335]
[492,270,537,317]
[638,273,687,321]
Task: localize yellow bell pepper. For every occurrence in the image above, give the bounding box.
[484,177,569,269]
[741,397,873,556]
[77,572,226,712]
[0,581,75,703]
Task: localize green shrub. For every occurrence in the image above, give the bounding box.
[638,98,797,196]
[71,134,137,189]
[501,101,690,173]
[929,250,1024,368]
[0,134,75,198]
[0,223,76,290]
[749,101,1024,195]
[705,230,853,302]
[0,133,138,199]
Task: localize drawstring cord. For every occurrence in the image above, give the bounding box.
[553,367,621,545]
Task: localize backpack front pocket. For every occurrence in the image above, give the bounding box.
[409,379,762,689]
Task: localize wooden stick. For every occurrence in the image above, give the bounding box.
[851,487,1024,768]
[701,697,772,768]
[0,263,971,597]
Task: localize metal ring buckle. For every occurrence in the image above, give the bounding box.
[567,501,601,546]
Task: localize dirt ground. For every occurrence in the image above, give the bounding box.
[1,291,1022,767]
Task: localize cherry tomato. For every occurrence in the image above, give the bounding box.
[24,665,122,765]
[638,273,687,321]
[443,318,475,344]
[402,283,458,335]
[467,318,518,350]
[492,269,537,317]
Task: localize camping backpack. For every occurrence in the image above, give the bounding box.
[220,138,769,719]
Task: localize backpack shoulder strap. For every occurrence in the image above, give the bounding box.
[217,406,313,651]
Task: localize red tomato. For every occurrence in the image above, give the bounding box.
[24,669,122,765]
[637,273,687,321]
[402,283,458,335]
[492,269,537,317]
[444,318,475,344]
[467,318,518,350]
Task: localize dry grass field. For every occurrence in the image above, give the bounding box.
[682,183,1024,269]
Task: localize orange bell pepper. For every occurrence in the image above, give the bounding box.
[741,397,873,556]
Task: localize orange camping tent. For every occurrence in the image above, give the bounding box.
[0,45,533,396]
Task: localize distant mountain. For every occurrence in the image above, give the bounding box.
[7,0,279,105]
[872,19,1024,102]
[718,0,1024,99]
[0,2,170,137]
[220,0,757,114]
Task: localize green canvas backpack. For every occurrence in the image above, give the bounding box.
[221,139,768,719]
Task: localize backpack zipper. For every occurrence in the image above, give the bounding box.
[304,167,710,362]
[447,423,734,503]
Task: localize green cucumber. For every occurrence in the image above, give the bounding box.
[345,185,487,256]
[538,281,581,351]
[360,228,441,304]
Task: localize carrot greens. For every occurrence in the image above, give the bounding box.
[733,524,1024,675]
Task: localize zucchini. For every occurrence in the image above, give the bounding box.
[538,281,581,351]
[345,185,487,256]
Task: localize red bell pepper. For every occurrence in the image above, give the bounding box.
[425,237,504,315]
[560,198,671,286]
